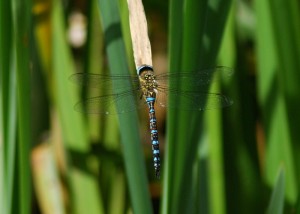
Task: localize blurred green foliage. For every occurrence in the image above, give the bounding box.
[0,0,299,213]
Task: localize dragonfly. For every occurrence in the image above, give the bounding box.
[70,65,233,178]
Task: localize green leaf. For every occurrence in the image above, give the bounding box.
[163,0,184,212]
[11,0,32,213]
[164,0,232,213]
[0,1,16,214]
[52,0,104,213]
[97,1,153,213]
[266,167,285,214]
[255,0,298,203]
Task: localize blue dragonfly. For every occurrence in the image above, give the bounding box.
[70,65,233,178]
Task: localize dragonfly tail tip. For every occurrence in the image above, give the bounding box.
[155,169,160,179]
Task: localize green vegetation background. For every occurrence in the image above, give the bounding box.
[0,0,299,213]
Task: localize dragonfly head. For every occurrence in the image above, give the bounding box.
[140,71,158,90]
[138,65,158,99]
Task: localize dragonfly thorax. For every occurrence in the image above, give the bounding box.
[139,71,158,98]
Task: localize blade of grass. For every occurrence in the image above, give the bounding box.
[167,0,232,213]
[85,1,127,212]
[108,172,126,214]
[198,14,236,210]
[0,1,16,213]
[205,82,225,214]
[119,0,135,72]
[167,0,210,212]
[255,0,298,204]
[163,0,184,213]
[84,0,104,140]
[268,0,300,202]
[218,2,266,212]
[52,0,104,213]
[11,0,32,212]
[194,138,209,214]
[2,54,17,214]
[205,9,235,212]
[171,1,209,212]
[97,1,153,213]
[266,167,285,214]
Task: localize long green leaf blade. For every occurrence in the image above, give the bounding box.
[163,0,184,213]
[0,0,16,213]
[52,0,104,213]
[166,0,232,213]
[97,1,153,213]
[266,168,285,214]
[255,0,298,203]
[11,0,32,212]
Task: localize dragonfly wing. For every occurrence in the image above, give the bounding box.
[155,66,233,89]
[155,90,233,111]
[74,90,146,114]
[154,66,233,110]
[69,73,140,91]
[181,92,233,110]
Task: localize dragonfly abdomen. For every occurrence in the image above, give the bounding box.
[146,97,161,178]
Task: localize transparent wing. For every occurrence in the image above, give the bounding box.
[155,66,233,90]
[70,73,143,114]
[74,90,147,114]
[71,67,233,113]
[75,89,232,114]
[153,66,233,110]
[69,73,140,91]
[155,89,233,111]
